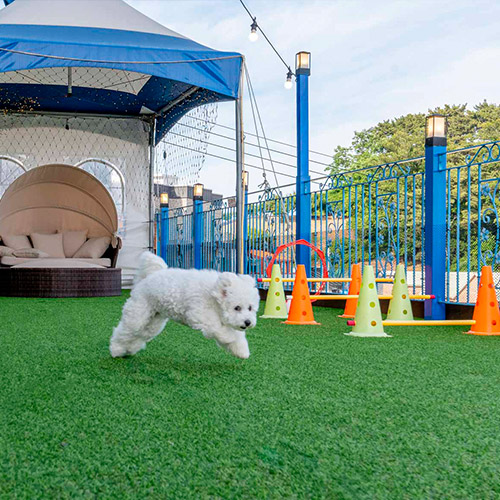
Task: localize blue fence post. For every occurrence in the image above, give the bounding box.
[160,205,169,262]
[155,212,160,256]
[159,193,169,262]
[295,52,312,274]
[193,186,203,270]
[424,115,447,319]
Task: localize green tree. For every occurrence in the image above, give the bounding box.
[329,102,500,173]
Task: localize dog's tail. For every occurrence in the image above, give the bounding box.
[134,251,168,286]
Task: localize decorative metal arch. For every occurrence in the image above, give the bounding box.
[0,155,27,199]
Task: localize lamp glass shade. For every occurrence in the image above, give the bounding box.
[160,193,169,205]
[242,170,249,189]
[296,52,311,70]
[426,115,446,138]
[193,183,204,198]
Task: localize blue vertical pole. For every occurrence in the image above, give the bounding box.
[295,53,311,275]
[244,187,249,274]
[193,199,203,269]
[155,212,160,256]
[160,206,169,262]
[424,134,447,319]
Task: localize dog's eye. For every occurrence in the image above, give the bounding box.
[248,306,252,311]
[234,306,241,311]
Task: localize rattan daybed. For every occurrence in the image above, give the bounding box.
[0,164,122,297]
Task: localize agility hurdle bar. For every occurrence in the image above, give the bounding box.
[346,319,475,327]
[302,294,435,300]
[257,277,393,283]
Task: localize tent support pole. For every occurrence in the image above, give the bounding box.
[235,62,245,275]
[148,118,156,252]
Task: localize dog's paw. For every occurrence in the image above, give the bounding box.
[225,339,250,359]
[109,342,129,358]
[109,341,146,358]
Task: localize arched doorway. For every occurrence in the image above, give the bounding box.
[75,158,126,235]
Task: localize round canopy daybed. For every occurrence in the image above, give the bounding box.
[0,164,121,297]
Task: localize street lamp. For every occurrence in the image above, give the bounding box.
[242,170,249,191]
[193,184,204,269]
[426,114,447,146]
[424,113,448,320]
[295,51,311,74]
[159,192,169,261]
[193,183,204,201]
[160,192,169,208]
[295,50,312,272]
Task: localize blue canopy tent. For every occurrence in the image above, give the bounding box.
[0,0,246,275]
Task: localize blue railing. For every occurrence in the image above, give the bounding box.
[445,142,500,304]
[156,140,500,306]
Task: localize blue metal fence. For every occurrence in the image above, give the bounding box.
[445,141,500,304]
[157,140,500,306]
[165,207,194,269]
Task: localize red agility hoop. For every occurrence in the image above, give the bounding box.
[265,239,329,298]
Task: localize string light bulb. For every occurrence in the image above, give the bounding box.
[249,19,258,42]
[284,69,293,90]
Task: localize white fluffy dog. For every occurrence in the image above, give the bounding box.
[109,252,260,359]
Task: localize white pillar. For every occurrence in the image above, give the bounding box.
[235,62,245,274]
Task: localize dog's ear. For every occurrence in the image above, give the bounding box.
[213,272,234,302]
[240,274,256,287]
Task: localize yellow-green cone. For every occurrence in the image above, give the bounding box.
[345,265,391,337]
[386,264,414,321]
[260,264,288,319]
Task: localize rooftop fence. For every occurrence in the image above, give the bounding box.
[156,140,500,306]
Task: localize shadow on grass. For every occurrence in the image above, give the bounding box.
[99,354,243,381]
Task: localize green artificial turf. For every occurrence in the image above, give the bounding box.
[1,293,500,499]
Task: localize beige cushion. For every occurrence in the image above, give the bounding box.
[12,259,104,269]
[2,234,31,250]
[13,248,49,258]
[30,233,65,258]
[1,256,33,266]
[1,256,111,267]
[60,230,88,258]
[73,236,111,259]
[0,245,14,257]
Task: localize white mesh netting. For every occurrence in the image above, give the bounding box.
[155,103,218,188]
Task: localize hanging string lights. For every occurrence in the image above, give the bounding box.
[239,0,294,90]
[249,18,258,42]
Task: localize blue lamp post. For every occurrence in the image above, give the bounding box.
[424,114,447,319]
[193,183,204,269]
[159,192,169,262]
[295,51,311,274]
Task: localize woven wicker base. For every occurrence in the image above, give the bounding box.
[0,267,121,298]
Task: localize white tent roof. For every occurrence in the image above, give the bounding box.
[0,0,185,38]
[0,0,242,139]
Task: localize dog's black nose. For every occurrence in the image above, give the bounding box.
[244,320,251,327]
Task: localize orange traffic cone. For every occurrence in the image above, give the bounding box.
[339,263,362,318]
[284,264,320,325]
[466,266,500,336]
